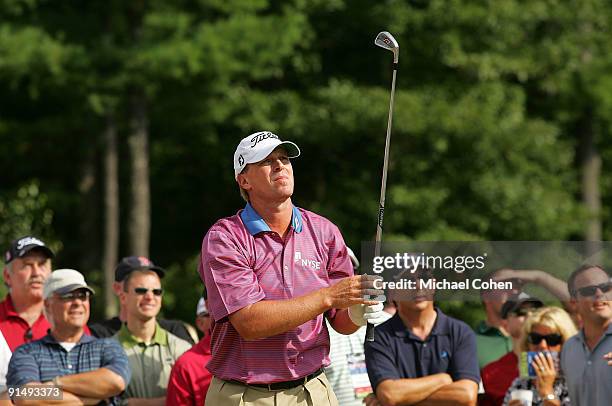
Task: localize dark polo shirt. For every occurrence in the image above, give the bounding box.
[364,308,480,392]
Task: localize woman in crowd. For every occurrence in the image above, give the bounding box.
[504,307,577,406]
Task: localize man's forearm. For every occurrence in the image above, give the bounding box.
[229,289,330,340]
[413,380,477,406]
[329,309,360,334]
[376,374,452,406]
[58,368,125,398]
[530,271,570,302]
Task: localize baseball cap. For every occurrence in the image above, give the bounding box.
[233,131,300,178]
[501,293,544,319]
[196,297,208,316]
[114,256,166,282]
[43,269,95,300]
[5,235,54,264]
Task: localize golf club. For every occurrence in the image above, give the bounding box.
[366,31,399,342]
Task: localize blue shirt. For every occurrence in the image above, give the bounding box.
[7,333,131,405]
[561,324,612,406]
[364,309,480,392]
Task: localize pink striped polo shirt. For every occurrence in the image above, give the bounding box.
[200,202,353,383]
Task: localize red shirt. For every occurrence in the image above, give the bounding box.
[166,335,213,406]
[481,351,519,406]
[0,295,51,351]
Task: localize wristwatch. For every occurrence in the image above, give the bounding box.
[544,393,557,401]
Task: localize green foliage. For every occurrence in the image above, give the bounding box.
[0,181,61,260]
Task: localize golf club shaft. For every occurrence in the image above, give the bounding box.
[366,65,397,342]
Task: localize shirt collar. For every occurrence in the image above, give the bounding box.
[392,307,450,339]
[240,202,303,235]
[118,322,168,348]
[476,320,505,336]
[1,295,18,317]
[1,295,49,324]
[42,332,95,346]
[577,323,612,343]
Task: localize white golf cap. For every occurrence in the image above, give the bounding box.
[43,269,95,300]
[233,131,300,178]
[196,297,208,316]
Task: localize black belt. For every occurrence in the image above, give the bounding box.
[234,368,324,391]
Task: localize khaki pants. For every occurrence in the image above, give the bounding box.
[205,373,339,406]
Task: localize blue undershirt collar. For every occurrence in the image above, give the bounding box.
[240,202,303,235]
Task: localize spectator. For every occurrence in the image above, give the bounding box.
[6,269,130,405]
[201,131,386,406]
[113,265,191,405]
[503,306,576,406]
[481,293,543,406]
[324,248,393,406]
[166,296,213,406]
[364,268,479,406]
[1,236,54,351]
[90,256,197,345]
[476,270,520,369]
[477,268,574,369]
[561,265,612,406]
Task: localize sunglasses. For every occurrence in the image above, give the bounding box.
[58,290,90,302]
[134,287,163,296]
[527,332,563,346]
[575,281,612,297]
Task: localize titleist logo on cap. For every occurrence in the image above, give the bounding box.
[16,237,45,249]
[250,132,279,148]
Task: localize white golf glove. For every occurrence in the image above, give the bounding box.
[348,302,387,327]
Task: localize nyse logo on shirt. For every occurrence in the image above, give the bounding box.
[294,251,321,270]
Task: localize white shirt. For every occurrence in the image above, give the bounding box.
[0,330,12,392]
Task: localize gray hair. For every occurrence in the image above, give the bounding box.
[237,165,250,202]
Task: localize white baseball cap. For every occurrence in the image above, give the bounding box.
[196,297,208,316]
[43,269,95,300]
[233,131,300,178]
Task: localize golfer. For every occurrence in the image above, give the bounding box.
[200,131,387,406]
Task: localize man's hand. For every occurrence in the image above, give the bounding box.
[324,275,384,309]
[349,302,388,327]
[364,393,382,406]
[604,352,612,366]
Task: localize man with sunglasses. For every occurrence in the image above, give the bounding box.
[561,265,612,406]
[114,263,191,405]
[90,256,197,345]
[6,269,130,405]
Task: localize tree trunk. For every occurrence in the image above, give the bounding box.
[578,109,602,261]
[78,135,98,272]
[127,89,150,257]
[102,114,119,318]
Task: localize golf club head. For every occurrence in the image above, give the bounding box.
[375,31,399,64]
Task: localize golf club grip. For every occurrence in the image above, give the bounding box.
[366,322,375,341]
